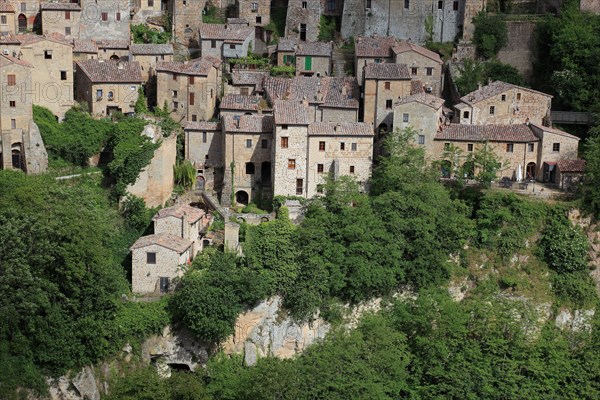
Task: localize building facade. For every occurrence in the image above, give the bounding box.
[393,41,444,97]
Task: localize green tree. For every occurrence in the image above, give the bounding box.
[473,12,508,59]
[173,160,196,189]
[134,87,149,114]
[582,133,600,216]
[467,141,503,187]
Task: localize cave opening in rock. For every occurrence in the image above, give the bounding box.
[167,363,192,372]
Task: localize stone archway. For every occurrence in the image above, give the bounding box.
[462,161,475,179]
[235,190,249,205]
[526,162,536,180]
[18,14,27,33]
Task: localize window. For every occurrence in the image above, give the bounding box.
[351,143,357,151]
[282,124,288,130]
[172,73,177,81]
[340,142,345,150]
[411,67,418,75]
[506,143,514,153]
[426,67,433,76]
[101,12,108,22]
[319,141,325,151]
[44,50,52,59]
[501,94,506,101]
[211,40,216,48]
[205,154,209,160]
[467,143,473,152]
[21,2,26,12]
[553,143,560,152]
[172,90,178,97]
[516,93,521,101]
[463,111,469,119]
[107,91,114,100]
[453,0,458,10]
[65,11,70,20]
[147,252,156,264]
[116,12,121,21]
[9,101,15,108]
[403,113,409,123]
[528,143,534,152]
[246,163,255,174]
[148,0,154,6]
[256,16,262,24]
[251,2,258,10]
[210,89,213,98]
[350,166,355,174]
[261,139,268,149]
[11,119,16,129]
[438,0,443,9]
[386,99,392,109]
[444,142,450,151]
[60,70,67,81]
[281,137,289,148]
[0,16,6,24]
[192,115,197,122]
[366,0,372,8]
[172,101,178,110]
[327,0,336,11]
[288,159,296,169]
[384,81,391,90]
[189,76,194,84]
[246,139,253,148]
[96,89,103,98]
[65,27,71,35]
[317,164,324,173]
[418,135,425,145]
[229,44,236,50]
[296,179,303,195]
[489,106,495,115]
[202,131,207,143]
[189,92,195,106]
[302,1,307,8]
[317,184,324,193]
[374,58,382,64]
[404,0,409,8]
[7,74,15,86]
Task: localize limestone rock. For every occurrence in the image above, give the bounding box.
[72,367,100,400]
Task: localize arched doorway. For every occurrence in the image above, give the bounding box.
[18,14,27,33]
[526,162,536,180]
[462,161,475,179]
[11,143,22,171]
[196,175,205,190]
[110,54,120,60]
[440,160,452,178]
[377,123,388,136]
[235,190,249,205]
[261,161,271,186]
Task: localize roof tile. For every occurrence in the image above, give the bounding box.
[199,24,254,42]
[221,94,264,111]
[460,81,552,105]
[392,41,443,64]
[130,43,173,55]
[557,159,586,173]
[223,114,274,133]
[296,41,332,57]
[153,204,206,223]
[130,233,192,253]
[364,63,411,80]
[76,60,142,83]
[308,122,374,136]
[436,124,539,143]
[273,100,310,125]
[355,35,398,58]
[156,59,215,76]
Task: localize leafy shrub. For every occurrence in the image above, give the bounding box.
[318,15,337,41]
[540,209,589,274]
[473,12,508,59]
[173,160,196,189]
[270,65,296,77]
[131,24,171,44]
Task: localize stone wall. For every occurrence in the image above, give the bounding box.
[580,0,600,13]
[41,9,82,39]
[131,244,190,294]
[363,78,412,129]
[126,126,177,208]
[285,0,321,43]
[319,107,359,123]
[272,124,309,197]
[394,51,444,97]
[172,0,206,48]
[296,54,332,76]
[496,20,537,82]
[393,102,443,160]
[79,0,131,41]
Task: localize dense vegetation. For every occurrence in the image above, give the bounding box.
[455,59,524,96]
[0,172,168,397]
[131,23,171,45]
[473,11,508,59]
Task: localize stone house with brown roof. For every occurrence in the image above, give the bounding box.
[199,23,254,59]
[219,93,269,117]
[15,33,74,119]
[354,35,398,85]
[0,2,15,35]
[97,40,130,61]
[0,54,48,174]
[72,39,98,61]
[276,38,296,67]
[221,114,274,206]
[295,41,332,77]
[40,2,81,39]
[362,63,412,132]
[285,0,321,43]
[555,159,585,191]
[171,0,206,48]
[229,68,269,95]
[392,41,444,97]
[184,120,223,191]
[455,81,552,126]
[529,123,580,183]
[75,59,142,116]
[130,43,174,82]
[156,58,221,123]
[234,0,271,45]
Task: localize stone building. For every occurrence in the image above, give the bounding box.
[16,33,74,119]
[580,0,600,13]
[131,0,167,24]
[40,2,81,39]
[221,114,274,206]
[392,41,444,96]
[156,58,221,123]
[263,75,360,123]
[153,203,212,256]
[555,159,586,191]
[529,123,580,182]
[295,41,332,77]
[220,93,269,117]
[235,0,271,43]
[184,120,223,191]
[354,35,398,84]
[276,38,296,66]
[230,68,269,95]
[0,54,48,174]
[171,0,206,48]
[75,59,142,116]
[362,63,412,132]
[341,0,464,43]
[6,0,39,33]
[78,0,131,41]
[198,23,254,59]
[130,43,174,82]
[72,39,99,61]
[455,81,552,126]
[97,39,130,60]
[392,92,445,159]
[0,2,15,34]
[285,0,321,43]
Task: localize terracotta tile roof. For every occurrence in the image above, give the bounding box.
[264,76,359,109]
[0,2,14,12]
[223,114,274,133]
[227,18,249,25]
[0,32,20,45]
[0,54,32,68]
[17,33,71,47]
[364,63,411,80]
[411,80,424,94]
[130,233,192,253]
[392,41,443,64]
[308,122,374,137]
[73,39,98,53]
[231,69,268,91]
[355,35,398,58]
[557,159,586,173]
[130,44,173,55]
[199,24,253,43]
[40,2,81,10]
[277,38,297,52]
[184,121,221,131]
[460,81,552,105]
[274,100,310,125]
[296,41,332,57]
[203,55,223,68]
[530,123,580,140]
[153,204,206,224]
[221,94,263,111]
[396,93,444,110]
[76,60,142,83]
[97,40,130,49]
[436,124,539,143]
[156,59,215,76]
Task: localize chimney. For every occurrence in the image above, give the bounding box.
[341,85,347,96]
[335,124,340,132]
[301,96,308,106]
[117,61,124,70]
